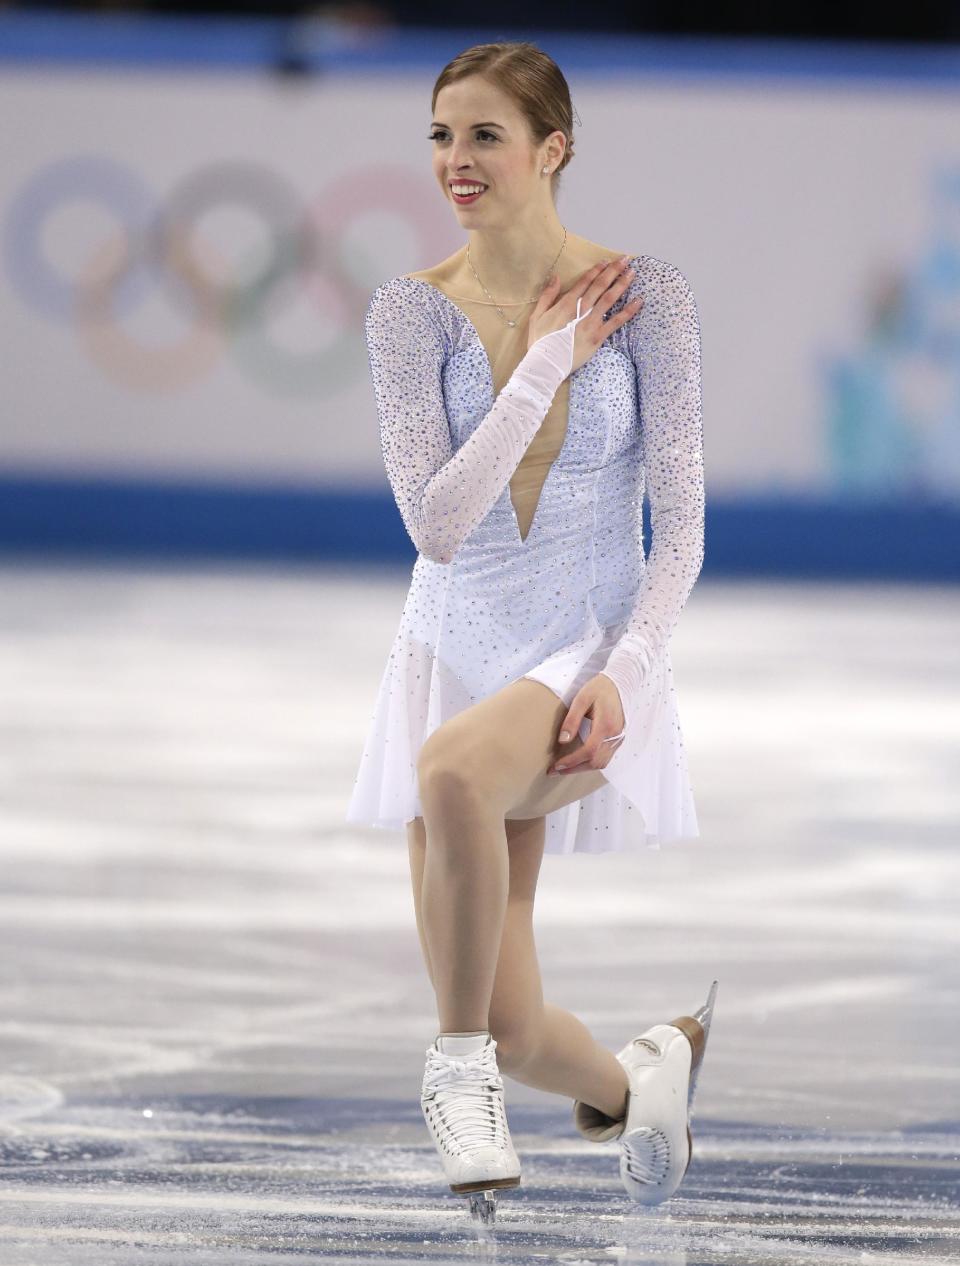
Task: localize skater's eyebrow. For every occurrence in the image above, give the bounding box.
[431,121,506,131]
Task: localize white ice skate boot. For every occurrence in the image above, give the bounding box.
[420,1031,520,1223]
[571,980,718,1206]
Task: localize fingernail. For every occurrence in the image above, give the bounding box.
[559,730,570,741]
[555,763,566,771]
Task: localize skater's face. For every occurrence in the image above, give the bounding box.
[430,77,564,221]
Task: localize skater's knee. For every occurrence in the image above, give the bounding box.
[417,729,505,811]
[417,751,480,813]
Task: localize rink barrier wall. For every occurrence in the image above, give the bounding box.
[2,11,959,81]
[0,474,956,579]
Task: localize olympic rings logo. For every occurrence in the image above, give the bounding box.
[3,154,456,397]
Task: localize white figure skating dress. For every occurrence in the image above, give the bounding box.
[345,254,705,856]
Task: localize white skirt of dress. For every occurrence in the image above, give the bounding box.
[345,597,699,857]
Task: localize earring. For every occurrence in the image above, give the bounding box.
[542,165,550,175]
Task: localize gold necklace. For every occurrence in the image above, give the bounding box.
[465,227,568,327]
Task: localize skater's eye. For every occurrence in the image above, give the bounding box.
[428,130,500,143]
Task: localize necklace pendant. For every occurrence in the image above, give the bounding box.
[466,226,567,330]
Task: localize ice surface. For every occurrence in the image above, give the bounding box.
[0,562,957,1263]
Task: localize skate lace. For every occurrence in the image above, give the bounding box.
[623,1126,671,1186]
[422,1045,506,1154]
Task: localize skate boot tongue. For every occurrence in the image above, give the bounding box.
[436,1032,490,1056]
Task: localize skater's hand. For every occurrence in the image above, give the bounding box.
[528,256,643,375]
[548,674,626,775]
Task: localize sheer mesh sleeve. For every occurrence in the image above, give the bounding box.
[364,278,592,565]
[598,260,705,726]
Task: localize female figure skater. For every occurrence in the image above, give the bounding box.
[346,41,716,1222]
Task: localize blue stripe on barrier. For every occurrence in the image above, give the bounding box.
[0,473,956,578]
[1,12,959,82]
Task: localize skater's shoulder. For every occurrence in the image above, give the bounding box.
[365,262,469,352]
[366,265,454,319]
[363,273,461,366]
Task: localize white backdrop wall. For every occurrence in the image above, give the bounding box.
[2,42,959,512]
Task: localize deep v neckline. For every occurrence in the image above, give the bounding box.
[400,274,574,547]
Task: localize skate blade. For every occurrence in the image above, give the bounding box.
[667,979,718,1111]
[468,1190,501,1228]
[450,1174,521,1195]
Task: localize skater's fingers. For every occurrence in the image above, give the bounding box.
[551,726,624,773]
[549,745,588,774]
[534,272,561,309]
[549,725,585,772]
[549,738,597,774]
[557,702,586,747]
[552,679,625,773]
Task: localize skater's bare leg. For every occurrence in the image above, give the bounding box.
[417,788,509,1034]
[409,677,628,1119]
[407,811,628,1120]
[415,678,607,1034]
[486,815,630,1121]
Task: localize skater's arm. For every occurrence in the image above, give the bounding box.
[364,278,587,565]
[598,260,705,724]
